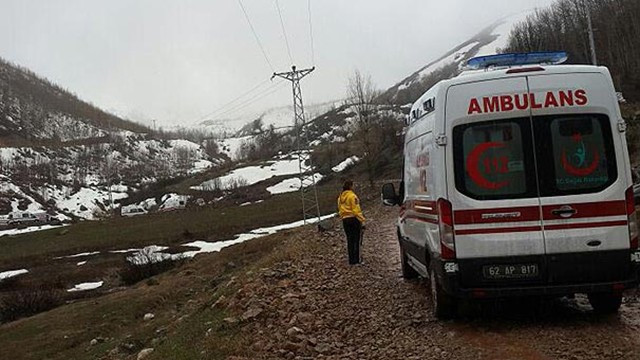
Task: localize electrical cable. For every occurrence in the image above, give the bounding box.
[307,0,315,66]
[275,0,294,65]
[238,0,275,72]
[194,78,272,123]
[214,80,288,119]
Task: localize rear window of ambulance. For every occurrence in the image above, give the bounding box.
[534,114,617,196]
[453,118,537,200]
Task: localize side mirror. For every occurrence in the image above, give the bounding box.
[381,183,399,206]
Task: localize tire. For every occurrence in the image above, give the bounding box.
[400,245,419,279]
[429,267,457,320]
[588,292,622,314]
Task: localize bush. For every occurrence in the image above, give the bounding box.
[119,249,186,285]
[0,287,63,323]
[0,277,21,291]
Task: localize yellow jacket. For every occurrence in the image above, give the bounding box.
[338,190,365,224]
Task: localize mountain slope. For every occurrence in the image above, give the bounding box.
[196,100,343,138]
[378,11,532,106]
[0,57,148,146]
[0,59,227,220]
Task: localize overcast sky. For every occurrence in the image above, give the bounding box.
[0,0,553,127]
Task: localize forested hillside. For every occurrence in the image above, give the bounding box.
[0,57,149,146]
[502,0,640,102]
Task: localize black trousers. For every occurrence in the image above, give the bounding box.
[342,217,362,264]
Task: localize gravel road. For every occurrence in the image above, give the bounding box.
[233,204,640,359]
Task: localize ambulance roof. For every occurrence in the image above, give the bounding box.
[410,64,609,117]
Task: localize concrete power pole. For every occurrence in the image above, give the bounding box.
[584,0,598,65]
[272,65,321,224]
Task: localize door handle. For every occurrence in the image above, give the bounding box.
[551,206,577,218]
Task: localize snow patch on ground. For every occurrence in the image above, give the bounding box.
[67,281,103,292]
[189,159,214,174]
[240,200,264,207]
[109,248,142,254]
[332,156,360,173]
[217,136,253,161]
[126,214,335,263]
[266,173,324,195]
[0,269,28,280]
[0,176,47,214]
[62,251,101,259]
[193,153,303,191]
[48,185,129,220]
[0,224,67,237]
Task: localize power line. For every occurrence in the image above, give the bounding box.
[214,80,288,119]
[195,78,272,123]
[238,0,275,72]
[214,81,286,119]
[307,0,315,66]
[275,0,294,65]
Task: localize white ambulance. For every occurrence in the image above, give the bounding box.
[382,52,640,319]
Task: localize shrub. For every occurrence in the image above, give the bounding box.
[0,287,63,323]
[119,249,186,285]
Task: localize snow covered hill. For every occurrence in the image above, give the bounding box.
[379,11,533,105]
[0,58,227,221]
[196,100,343,137]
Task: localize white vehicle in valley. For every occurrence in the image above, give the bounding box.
[121,206,148,217]
[6,211,49,226]
[382,52,640,319]
[158,194,187,212]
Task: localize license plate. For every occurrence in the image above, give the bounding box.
[482,264,539,280]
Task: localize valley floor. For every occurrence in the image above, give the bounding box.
[3,200,640,359]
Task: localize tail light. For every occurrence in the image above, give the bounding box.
[625,186,638,249]
[437,198,456,259]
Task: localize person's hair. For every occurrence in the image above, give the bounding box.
[343,180,353,191]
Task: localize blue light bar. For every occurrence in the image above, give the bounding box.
[466,52,568,70]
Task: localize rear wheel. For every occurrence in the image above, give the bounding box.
[400,245,418,279]
[429,267,457,320]
[588,292,622,314]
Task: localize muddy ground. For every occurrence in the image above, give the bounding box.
[228,204,640,359]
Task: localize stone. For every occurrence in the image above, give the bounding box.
[286,326,304,339]
[137,348,154,359]
[314,343,332,354]
[241,307,263,321]
[223,317,238,325]
[282,341,302,352]
[212,295,227,309]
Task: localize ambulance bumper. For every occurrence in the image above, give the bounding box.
[435,252,640,299]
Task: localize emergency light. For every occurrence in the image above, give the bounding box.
[466,52,568,70]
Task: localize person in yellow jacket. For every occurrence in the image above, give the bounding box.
[338,180,365,265]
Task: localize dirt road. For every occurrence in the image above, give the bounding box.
[232,204,640,359]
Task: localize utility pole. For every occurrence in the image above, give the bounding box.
[272,65,321,224]
[584,0,598,65]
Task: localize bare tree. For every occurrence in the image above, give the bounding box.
[346,70,383,186]
[203,139,220,159]
[347,70,378,125]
